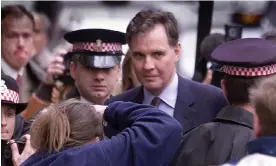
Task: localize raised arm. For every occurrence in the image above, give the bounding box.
[101,101,182,166]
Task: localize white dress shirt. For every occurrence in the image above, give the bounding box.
[142,73,178,117]
[1,59,24,79]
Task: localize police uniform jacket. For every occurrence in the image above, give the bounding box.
[172,105,254,166]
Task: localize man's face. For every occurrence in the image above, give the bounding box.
[70,62,120,104]
[1,16,34,70]
[1,104,16,140]
[130,24,180,95]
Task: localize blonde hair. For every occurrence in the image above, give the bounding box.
[30,98,103,153]
[250,74,276,136]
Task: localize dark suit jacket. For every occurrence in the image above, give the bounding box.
[105,74,228,135]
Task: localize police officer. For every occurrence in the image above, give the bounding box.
[45,29,125,103]
[172,38,276,166]
[21,29,126,119]
[1,74,34,166]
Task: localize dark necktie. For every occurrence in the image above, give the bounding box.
[151,97,161,107]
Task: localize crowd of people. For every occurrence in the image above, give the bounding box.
[1,4,276,166]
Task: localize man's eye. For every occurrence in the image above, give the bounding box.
[153,52,163,57]
[133,53,144,59]
[23,33,32,39]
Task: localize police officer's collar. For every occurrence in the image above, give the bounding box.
[214,105,253,129]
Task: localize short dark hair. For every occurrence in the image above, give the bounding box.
[126,8,179,47]
[223,74,275,105]
[1,5,35,30]
[223,75,258,105]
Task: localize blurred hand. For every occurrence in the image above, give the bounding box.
[45,50,67,85]
[10,134,34,166]
[203,69,213,84]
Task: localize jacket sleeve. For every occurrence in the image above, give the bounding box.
[101,101,182,166]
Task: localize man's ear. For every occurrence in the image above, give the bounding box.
[70,61,77,80]
[221,79,227,97]
[174,42,181,63]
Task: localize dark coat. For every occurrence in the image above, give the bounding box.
[105,74,228,135]
[21,101,182,166]
[13,114,33,139]
[172,105,255,166]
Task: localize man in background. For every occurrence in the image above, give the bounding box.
[1,5,35,103]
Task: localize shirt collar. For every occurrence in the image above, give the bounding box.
[143,73,178,108]
[214,105,254,129]
[1,59,24,79]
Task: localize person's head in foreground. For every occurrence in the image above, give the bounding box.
[30,98,104,153]
[21,98,182,166]
[250,74,276,138]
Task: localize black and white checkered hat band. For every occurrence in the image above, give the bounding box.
[223,64,276,77]
[1,89,19,103]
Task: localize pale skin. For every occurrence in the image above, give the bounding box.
[10,134,35,166]
[70,62,120,104]
[1,16,34,70]
[1,105,16,140]
[130,24,181,96]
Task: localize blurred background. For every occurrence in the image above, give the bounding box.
[2,0,276,82]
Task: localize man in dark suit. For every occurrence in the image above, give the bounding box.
[105,8,228,135]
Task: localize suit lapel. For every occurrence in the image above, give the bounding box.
[173,75,198,133]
